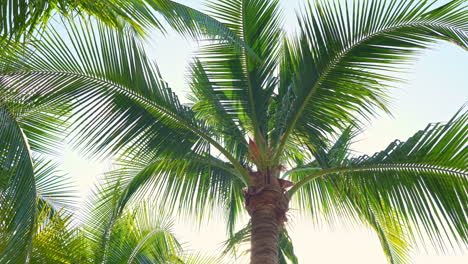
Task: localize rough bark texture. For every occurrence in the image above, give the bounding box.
[250,207,280,264]
[245,172,291,264]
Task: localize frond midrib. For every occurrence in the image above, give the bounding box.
[289,162,468,195]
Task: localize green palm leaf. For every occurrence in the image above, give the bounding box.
[0,107,37,262]
[0,18,250,181]
[289,107,468,262]
[104,150,245,235]
[30,201,86,264]
[0,0,247,46]
[193,0,283,144]
[274,0,468,161]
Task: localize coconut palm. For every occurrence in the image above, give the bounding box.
[0,0,467,264]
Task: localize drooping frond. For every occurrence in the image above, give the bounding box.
[0,18,251,182]
[102,149,246,234]
[0,154,76,263]
[289,107,468,262]
[0,106,37,263]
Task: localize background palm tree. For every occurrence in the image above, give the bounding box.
[0,0,467,264]
[0,156,226,264]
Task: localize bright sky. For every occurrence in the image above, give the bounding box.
[60,0,468,263]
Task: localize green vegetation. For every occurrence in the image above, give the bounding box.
[1,0,467,263]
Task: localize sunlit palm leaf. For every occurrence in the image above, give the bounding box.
[0,54,75,260]
[189,59,249,162]
[0,19,213,159]
[104,150,246,235]
[274,0,468,161]
[289,107,468,262]
[30,201,86,264]
[34,158,76,211]
[0,0,246,46]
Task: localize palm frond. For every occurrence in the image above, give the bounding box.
[104,150,246,232]
[192,0,283,143]
[34,157,77,211]
[30,201,86,264]
[274,0,468,161]
[0,106,37,263]
[189,59,249,162]
[82,175,183,263]
[0,18,250,182]
[289,107,468,259]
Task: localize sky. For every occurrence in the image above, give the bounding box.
[60,0,468,263]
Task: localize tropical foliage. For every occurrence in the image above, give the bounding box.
[0,0,467,263]
[0,0,246,53]
[0,157,224,263]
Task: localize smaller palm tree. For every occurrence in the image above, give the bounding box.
[0,158,226,264]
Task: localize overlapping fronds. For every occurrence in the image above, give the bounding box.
[1,1,467,263]
[1,19,200,156]
[0,50,73,261]
[0,154,76,263]
[0,0,246,45]
[81,174,181,263]
[191,0,283,144]
[81,175,224,264]
[2,17,253,181]
[101,149,246,236]
[189,59,249,162]
[289,107,468,263]
[0,106,37,263]
[30,201,86,264]
[273,0,468,161]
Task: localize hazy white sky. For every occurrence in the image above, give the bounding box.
[61,0,468,263]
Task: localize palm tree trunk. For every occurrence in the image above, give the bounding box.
[250,207,281,264]
[245,182,289,264]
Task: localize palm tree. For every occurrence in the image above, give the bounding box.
[0,0,467,263]
[0,156,226,264]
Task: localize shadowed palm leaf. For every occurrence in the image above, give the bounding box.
[0,0,247,47]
